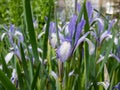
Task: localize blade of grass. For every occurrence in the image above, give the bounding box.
[1,54,11,78]
[22,0,39,65]
[42,1,51,61]
[20,43,31,87]
[16,62,25,90]
[31,63,40,90]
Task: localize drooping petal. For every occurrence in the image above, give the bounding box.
[100,31,111,45]
[97,55,104,64]
[5,52,14,64]
[50,71,58,80]
[69,70,74,77]
[97,81,109,90]
[109,53,120,62]
[56,41,72,62]
[85,38,95,55]
[75,20,86,42]
[38,32,45,39]
[74,32,90,52]
[1,32,7,41]
[93,18,104,33]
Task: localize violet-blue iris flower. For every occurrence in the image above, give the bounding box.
[91,19,116,47]
[1,24,24,63]
[48,14,94,62]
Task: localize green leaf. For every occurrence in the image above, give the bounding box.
[0,70,16,90]
[20,44,30,86]
[22,0,39,65]
[42,3,51,60]
[1,54,11,78]
[31,63,40,90]
[16,62,25,90]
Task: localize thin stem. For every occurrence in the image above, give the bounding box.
[58,60,63,90]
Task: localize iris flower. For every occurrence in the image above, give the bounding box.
[48,14,94,62]
[91,19,116,47]
[1,24,24,63]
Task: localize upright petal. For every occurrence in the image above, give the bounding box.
[68,14,77,38]
[86,1,93,22]
[75,20,86,42]
[49,22,56,33]
[77,3,81,13]
[100,31,111,45]
[107,19,117,32]
[9,24,15,34]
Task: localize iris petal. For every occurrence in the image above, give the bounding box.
[85,38,95,55]
[57,41,72,62]
[68,14,77,38]
[76,20,86,42]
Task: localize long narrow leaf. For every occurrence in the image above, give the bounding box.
[0,70,16,90]
[42,3,51,60]
[16,62,25,90]
[22,0,39,65]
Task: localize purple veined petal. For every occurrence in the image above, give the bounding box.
[56,41,72,62]
[9,24,15,34]
[77,3,81,13]
[107,19,117,32]
[109,53,120,62]
[73,32,90,52]
[68,14,77,38]
[100,30,111,45]
[75,20,86,42]
[5,52,14,64]
[86,1,93,22]
[85,38,95,55]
